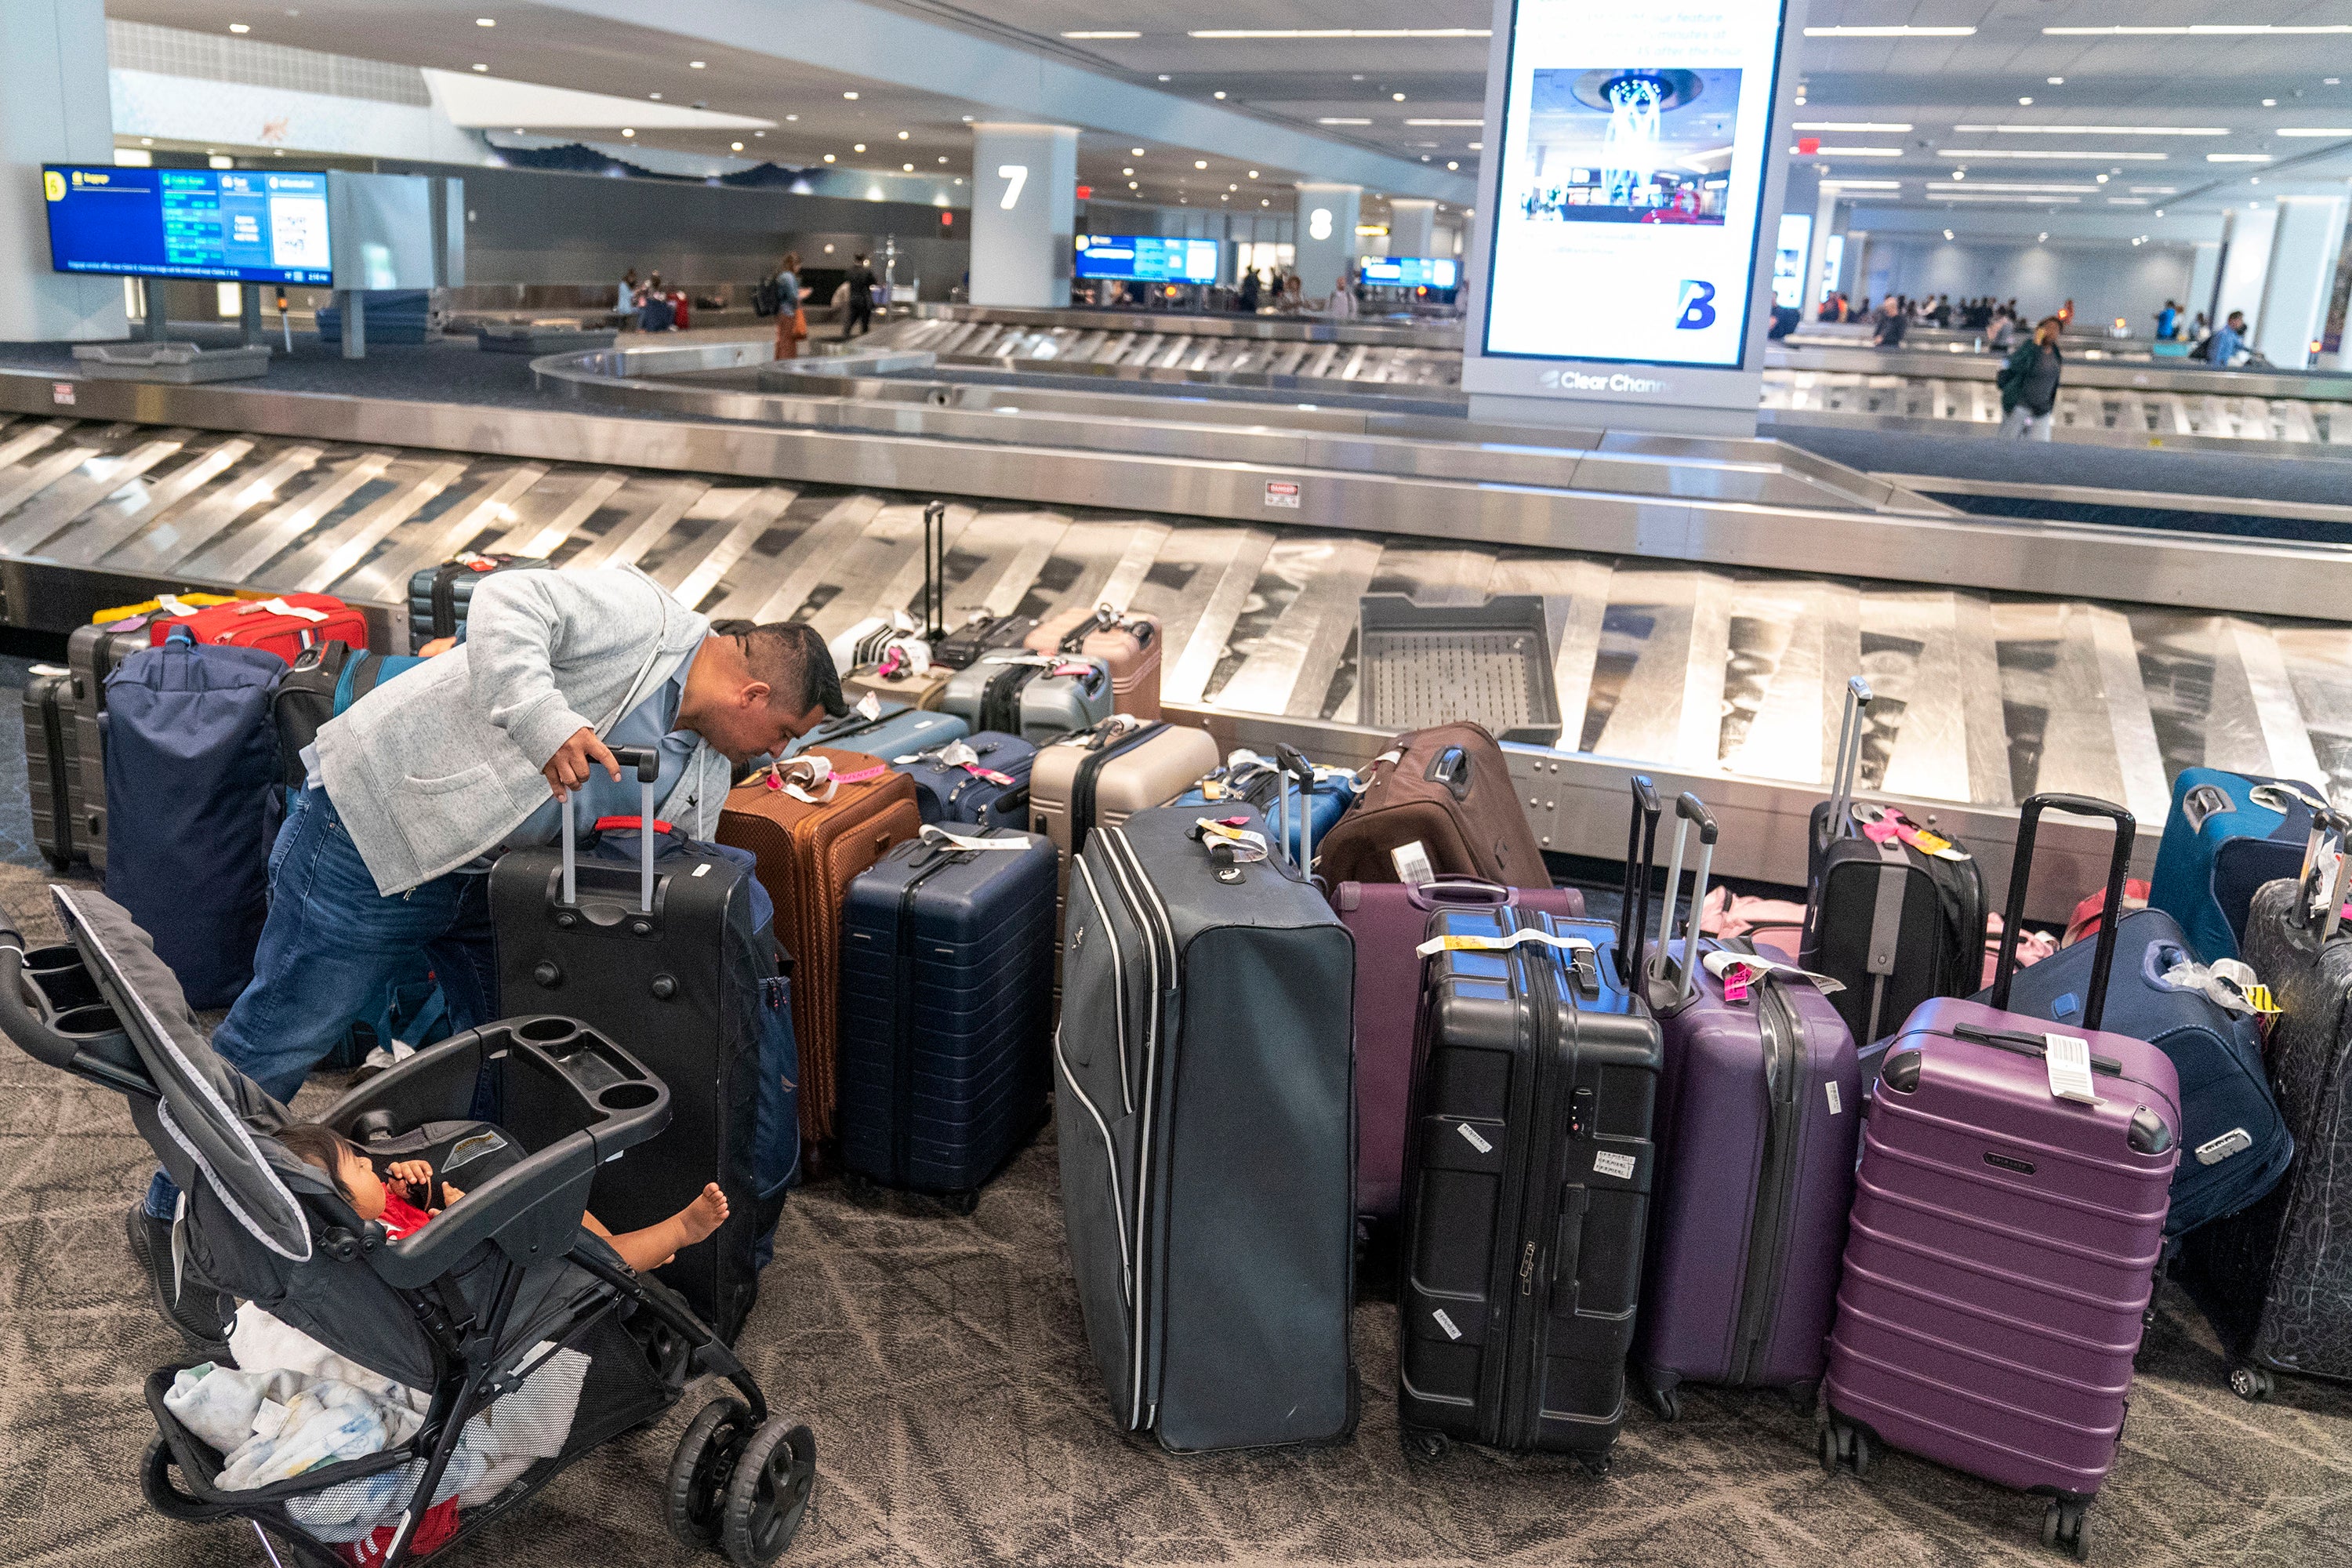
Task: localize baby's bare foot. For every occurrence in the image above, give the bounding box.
[677,1182,729,1246]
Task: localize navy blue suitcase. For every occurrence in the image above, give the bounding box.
[837,825,1058,1208]
[1972,904,2292,1237]
[2149,768,2328,962]
[889,732,1036,831]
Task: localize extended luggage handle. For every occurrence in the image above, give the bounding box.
[1987,792,2135,1031]
[1276,742,1317,873]
[2299,806,2352,940]
[559,745,661,914]
[1827,676,1874,841]
[1649,793,1719,1007]
[1618,777,1663,987]
[920,499,947,641]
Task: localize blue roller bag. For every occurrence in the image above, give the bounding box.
[102,628,282,1007]
[1970,905,2292,1237]
[2150,768,2328,961]
[837,826,1059,1203]
[1171,750,1354,866]
[783,699,967,762]
[889,731,1035,830]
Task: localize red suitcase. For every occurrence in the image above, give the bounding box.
[1821,793,2182,1562]
[151,593,368,665]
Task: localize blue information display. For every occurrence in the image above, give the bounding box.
[1358,256,1461,289]
[1073,234,1221,285]
[42,165,333,285]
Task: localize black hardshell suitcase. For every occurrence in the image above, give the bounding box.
[66,616,163,876]
[1800,676,1987,1044]
[2179,836,2352,1399]
[932,613,1038,672]
[491,750,791,1343]
[23,666,76,870]
[1398,777,1664,1472]
[1054,800,1357,1452]
[837,825,1058,1209]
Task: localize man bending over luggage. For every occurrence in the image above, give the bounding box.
[131,564,845,1352]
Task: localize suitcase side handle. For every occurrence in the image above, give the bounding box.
[2300,807,2351,940]
[1650,793,1719,1006]
[1618,777,1662,988]
[1989,792,2134,1029]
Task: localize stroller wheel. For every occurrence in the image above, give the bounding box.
[140,1436,216,1523]
[667,1396,753,1551]
[723,1418,818,1566]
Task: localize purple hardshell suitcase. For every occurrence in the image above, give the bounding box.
[1822,792,2182,1561]
[1335,875,1588,1221]
[1635,790,1861,1418]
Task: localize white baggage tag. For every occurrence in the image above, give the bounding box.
[253,597,329,623]
[1392,840,1436,885]
[853,691,883,721]
[1700,949,1847,995]
[920,824,1029,852]
[2043,1033,2100,1105]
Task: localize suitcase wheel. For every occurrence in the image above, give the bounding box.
[2228,1363,2275,1403]
[1573,1448,1613,1479]
[1818,1417,1874,1479]
[1650,1385,1682,1423]
[2042,1497,2092,1563]
[942,1188,981,1218]
[1402,1428,1450,1464]
[838,1172,878,1208]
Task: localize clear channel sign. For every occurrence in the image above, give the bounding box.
[1462,0,1796,422]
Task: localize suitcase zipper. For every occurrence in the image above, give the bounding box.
[890,848,962,1189]
[1732,975,1805,1385]
[1495,913,1559,1450]
[1099,827,1180,1432]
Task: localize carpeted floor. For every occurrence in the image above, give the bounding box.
[3,865,2352,1565]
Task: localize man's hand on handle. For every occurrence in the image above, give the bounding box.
[543,726,620,800]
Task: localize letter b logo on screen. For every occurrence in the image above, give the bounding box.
[1675,280,1718,330]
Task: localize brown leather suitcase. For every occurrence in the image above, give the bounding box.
[842,662,955,711]
[1313,720,1552,887]
[1025,608,1163,722]
[717,747,922,1145]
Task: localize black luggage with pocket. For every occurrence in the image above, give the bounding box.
[66,615,165,876]
[407,553,550,645]
[932,613,1039,672]
[490,750,795,1343]
[1054,798,1357,1452]
[1397,777,1665,1472]
[24,665,76,870]
[1800,676,1988,1045]
[837,824,1058,1209]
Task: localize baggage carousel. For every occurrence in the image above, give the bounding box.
[4,328,2350,916]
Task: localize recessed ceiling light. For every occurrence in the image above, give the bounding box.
[2209,153,2272,162]
[2156,208,2165,216]
[853,143,866,151]
[2018,96,2033,106]
[1944,229,1954,239]
[2096,173,2108,182]
[1804,24,1974,35]
[2263,97,2278,107]
[1193,158,1207,169]
[1128,180,1138,189]
[140,136,153,144]
[1213,90,1227,100]
[897,130,909,140]
[731,141,742,151]
[1228,183,1237,191]
[1157,73,1171,81]
[1261,198,1269,206]
[823,153,835,162]
[1247,169,1258,177]
[228,21,250,32]
[1317,118,1373,125]
[690,60,705,68]
[471,63,487,71]
[2047,76,2064,85]
[648,93,662,100]
[2278,126,2352,136]
[1392,92,1407,102]
[1062,30,1139,38]
[938,156,947,163]
[1794,121,1912,132]
[514,126,524,133]
[1468,142,1483,150]
[843,90,858,100]
[1953,125,2227,135]
[1191,27,1490,38]
[902,162,913,171]
[1937,147,2171,159]
[476,15,495,24]
[1405,118,1485,127]
[621,129,635,137]
[1122,167,1133,175]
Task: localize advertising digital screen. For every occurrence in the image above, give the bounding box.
[1073,234,1221,285]
[1359,256,1461,289]
[1771,212,1809,310]
[1479,0,1789,368]
[42,165,333,285]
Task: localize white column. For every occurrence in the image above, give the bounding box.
[1294,183,1361,300]
[968,123,1077,309]
[2253,191,2350,368]
[0,0,127,341]
[1801,185,1838,314]
[1388,198,1436,256]
[1842,230,1870,299]
[2214,204,2281,327]
[2185,241,2223,324]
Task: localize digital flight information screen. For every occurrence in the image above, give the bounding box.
[1073,234,1221,285]
[1359,256,1461,289]
[43,165,333,285]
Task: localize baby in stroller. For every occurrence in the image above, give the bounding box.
[276,1122,732,1272]
[2,887,816,1568]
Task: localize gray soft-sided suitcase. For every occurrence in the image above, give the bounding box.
[23,666,77,870]
[1054,800,1356,1452]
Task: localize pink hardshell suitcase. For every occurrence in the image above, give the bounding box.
[1821,792,2182,1562]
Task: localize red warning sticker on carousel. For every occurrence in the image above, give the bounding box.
[1263,481,1300,509]
[51,382,75,406]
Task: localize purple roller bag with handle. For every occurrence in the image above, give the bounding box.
[1634,789,1861,1421]
[1335,875,1588,1222]
[1821,791,2182,1563]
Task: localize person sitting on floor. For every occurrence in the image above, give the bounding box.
[277,1123,729,1273]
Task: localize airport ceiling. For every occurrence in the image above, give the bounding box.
[108,0,2352,222]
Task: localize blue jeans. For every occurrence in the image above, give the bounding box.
[144,789,498,1219]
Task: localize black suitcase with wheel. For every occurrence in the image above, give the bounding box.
[492,750,797,1343]
[1396,778,1664,1472]
[65,616,162,876]
[23,666,77,870]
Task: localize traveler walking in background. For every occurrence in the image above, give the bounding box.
[843,252,878,338]
[772,252,807,360]
[615,267,641,330]
[2204,309,2249,367]
[1237,267,1261,313]
[1997,315,2065,440]
[1872,295,1909,347]
[1323,268,1357,320]
[2156,299,2180,341]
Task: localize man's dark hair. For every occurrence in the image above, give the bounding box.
[711,619,847,717]
[277,1123,363,1204]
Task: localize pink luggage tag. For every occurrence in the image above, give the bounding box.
[1719,960,1755,1004]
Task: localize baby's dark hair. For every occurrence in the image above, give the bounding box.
[277,1123,364,1205]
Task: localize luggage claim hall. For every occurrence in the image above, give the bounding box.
[1,2,2349,1565]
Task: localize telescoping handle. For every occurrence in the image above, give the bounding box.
[1275,742,1316,873]
[2302,806,2351,940]
[1650,793,1719,1006]
[1988,792,2135,1030]
[1827,676,1874,838]
[1618,776,1663,986]
[558,745,662,913]
[920,500,947,641]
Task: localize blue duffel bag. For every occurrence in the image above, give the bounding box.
[103,626,282,1007]
[1172,747,1355,867]
[2150,768,2328,962]
[1974,904,2293,1239]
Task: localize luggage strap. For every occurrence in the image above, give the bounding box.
[756,755,887,804]
[1189,815,1270,862]
[1068,719,1167,858]
[894,739,1015,785]
[245,597,331,624]
[1417,926,1602,997]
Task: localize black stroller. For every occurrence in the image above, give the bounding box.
[1,887,815,1566]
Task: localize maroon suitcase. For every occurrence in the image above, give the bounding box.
[1634,790,1862,1420]
[1821,792,2182,1562]
[1335,874,1587,1221]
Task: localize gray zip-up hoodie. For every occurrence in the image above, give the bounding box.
[316,565,729,895]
